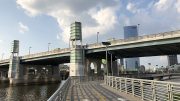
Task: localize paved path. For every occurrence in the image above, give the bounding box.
[66,81,129,101]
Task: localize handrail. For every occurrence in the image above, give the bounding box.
[48,77,71,101]
[105,76,180,101]
[87,30,180,49]
[0,59,9,64]
[22,48,70,59]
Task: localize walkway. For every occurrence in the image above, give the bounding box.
[66,81,140,101]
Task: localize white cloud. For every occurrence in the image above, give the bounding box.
[154,0,175,11]
[16,0,180,43]
[176,0,180,13]
[18,22,29,34]
[16,0,119,43]
[126,2,138,14]
[0,40,3,43]
[56,34,60,39]
[123,0,180,35]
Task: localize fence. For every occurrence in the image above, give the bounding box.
[47,77,71,101]
[105,76,180,101]
[87,30,180,49]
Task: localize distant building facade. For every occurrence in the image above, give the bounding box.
[123,25,140,71]
[168,55,178,66]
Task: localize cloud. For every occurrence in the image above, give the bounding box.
[18,22,29,34]
[126,2,139,14]
[16,0,180,43]
[122,0,180,35]
[56,34,60,39]
[154,0,175,11]
[16,0,120,43]
[176,0,180,13]
[0,40,3,43]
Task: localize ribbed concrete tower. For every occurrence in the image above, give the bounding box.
[69,22,84,77]
[8,40,20,78]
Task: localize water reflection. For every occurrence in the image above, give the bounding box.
[0,83,59,101]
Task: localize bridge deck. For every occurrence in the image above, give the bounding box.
[66,81,141,101]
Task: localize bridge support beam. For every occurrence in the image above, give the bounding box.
[0,69,8,78]
[84,58,102,79]
[8,56,22,79]
[111,60,118,76]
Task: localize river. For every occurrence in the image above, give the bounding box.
[0,83,59,101]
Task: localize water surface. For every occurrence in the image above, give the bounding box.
[0,83,59,101]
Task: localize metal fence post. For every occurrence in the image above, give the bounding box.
[140,80,144,100]
[168,83,172,101]
[112,77,114,88]
[125,79,127,94]
[132,79,134,96]
[120,77,122,92]
[152,81,155,101]
[116,78,118,90]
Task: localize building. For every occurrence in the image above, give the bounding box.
[123,25,140,71]
[167,55,178,66]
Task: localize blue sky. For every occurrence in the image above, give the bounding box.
[0,0,180,68]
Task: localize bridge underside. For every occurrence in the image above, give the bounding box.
[21,56,70,65]
[86,43,180,59]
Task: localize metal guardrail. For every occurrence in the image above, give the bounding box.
[105,76,180,101]
[48,77,71,101]
[22,48,70,59]
[0,59,9,64]
[87,30,180,49]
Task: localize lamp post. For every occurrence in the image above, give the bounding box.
[1,53,4,60]
[148,63,151,73]
[102,42,111,76]
[29,46,32,55]
[137,24,140,34]
[97,32,99,43]
[156,65,158,73]
[108,51,114,76]
[48,43,51,51]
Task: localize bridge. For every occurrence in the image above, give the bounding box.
[0,22,180,83]
[0,22,180,100]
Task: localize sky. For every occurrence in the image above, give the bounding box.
[0,0,180,68]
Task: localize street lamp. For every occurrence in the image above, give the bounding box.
[156,65,158,73]
[1,53,4,60]
[48,43,51,51]
[137,24,140,34]
[29,46,32,55]
[108,51,114,76]
[97,32,99,43]
[102,42,111,76]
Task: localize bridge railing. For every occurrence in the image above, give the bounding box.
[22,48,70,59]
[47,77,71,101]
[105,76,180,101]
[0,59,9,64]
[87,30,180,49]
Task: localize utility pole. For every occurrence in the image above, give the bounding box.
[29,46,32,55]
[48,43,51,51]
[1,53,4,60]
[97,32,99,43]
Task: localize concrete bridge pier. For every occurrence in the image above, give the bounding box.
[111,60,118,76]
[0,70,8,80]
[8,56,24,84]
[52,65,60,80]
[84,58,102,80]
